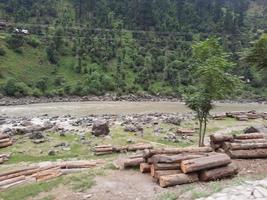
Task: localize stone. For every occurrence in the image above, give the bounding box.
[48,150,56,156]
[29,131,44,140]
[92,120,110,136]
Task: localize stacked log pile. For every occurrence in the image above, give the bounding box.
[114,147,238,188]
[210,133,267,158]
[94,143,153,156]
[0,160,104,190]
[0,134,13,149]
[226,111,264,121]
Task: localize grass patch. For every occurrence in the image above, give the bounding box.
[158,192,177,200]
[0,177,63,200]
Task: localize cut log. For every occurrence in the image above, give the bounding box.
[227,149,267,159]
[127,143,153,151]
[159,173,199,188]
[233,133,264,140]
[226,142,267,150]
[140,163,151,173]
[0,138,12,143]
[0,135,9,140]
[233,139,267,143]
[151,154,207,164]
[181,154,231,173]
[0,141,12,148]
[0,176,26,187]
[143,147,213,158]
[199,163,238,181]
[0,166,39,178]
[153,163,181,170]
[122,158,145,168]
[153,170,182,179]
[210,134,233,142]
[60,161,97,169]
[94,145,112,148]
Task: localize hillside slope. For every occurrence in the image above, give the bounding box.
[0,0,266,99]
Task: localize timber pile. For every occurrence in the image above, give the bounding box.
[115,147,238,188]
[0,154,10,164]
[94,143,153,156]
[210,133,267,158]
[0,134,13,149]
[0,160,104,190]
[226,111,264,121]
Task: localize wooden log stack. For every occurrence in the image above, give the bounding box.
[0,134,13,149]
[94,143,153,156]
[115,147,238,188]
[0,160,103,190]
[210,133,267,159]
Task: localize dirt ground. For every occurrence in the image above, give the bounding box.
[30,159,267,200]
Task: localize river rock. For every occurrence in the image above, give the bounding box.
[92,120,110,136]
[244,125,267,134]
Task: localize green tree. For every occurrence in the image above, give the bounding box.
[185,38,240,146]
[246,34,267,84]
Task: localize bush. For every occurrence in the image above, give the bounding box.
[4,79,31,97]
[0,47,6,56]
[6,34,24,50]
[26,36,40,48]
[36,77,48,92]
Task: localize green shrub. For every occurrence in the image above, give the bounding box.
[36,77,48,92]
[4,79,31,96]
[26,36,40,48]
[0,46,6,56]
[6,34,24,50]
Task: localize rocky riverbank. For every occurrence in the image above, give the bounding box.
[0,94,181,106]
[0,94,266,106]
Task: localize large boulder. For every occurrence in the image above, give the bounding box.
[92,120,110,136]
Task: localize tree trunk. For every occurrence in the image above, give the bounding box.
[201,117,208,147]
[225,142,267,150]
[233,133,264,140]
[181,154,231,173]
[199,163,238,181]
[198,118,203,147]
[159,173,199,188]
[233,139,267,143]
[143,147,213,158]
[151,154,208,164]
[152,163,181,170]
[140,163,151,173]
[122,158,145,168]
[227,149,267,159]
[153,170,182,179]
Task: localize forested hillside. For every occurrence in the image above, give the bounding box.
[0,0,266,99]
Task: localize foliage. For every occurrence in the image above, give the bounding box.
[185,38,241,146]
[3,78,31,97]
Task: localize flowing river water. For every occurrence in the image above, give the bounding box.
[0,101,267,117]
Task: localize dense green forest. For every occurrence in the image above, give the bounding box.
[0,0,266,99]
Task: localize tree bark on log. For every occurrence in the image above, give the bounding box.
[153,163,181,170]
[153,170,182,179]
[227,149,267,159]
[0,141,12,148]
[122,158,145,168]
[143,147,213,158]
[233,133,264,140]
[199,163,238,181]
[233,139,267,143]
[0,135,9,140]
[0,176,26,187]
[94,147,114,152]
[127,144,153,151]
[151,154,207,164]
[0,138,12,144]
[225,142,267,150]
[140,163,151,173]
[159,173,199,188]
[181,154,231,173]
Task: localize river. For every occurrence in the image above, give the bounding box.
[0,101,267,117]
